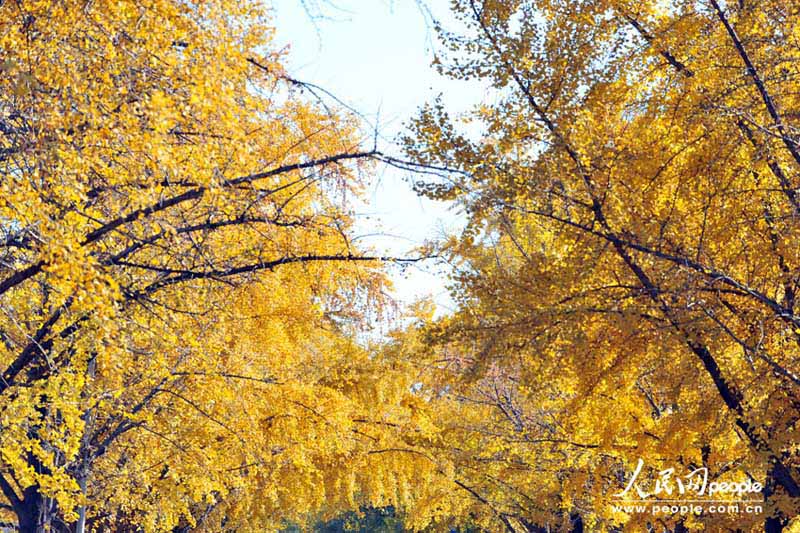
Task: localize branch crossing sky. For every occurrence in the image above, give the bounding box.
[273,1,485,316]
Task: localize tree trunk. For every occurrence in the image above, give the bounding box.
[12,488,73,533]
[75,475,87,533]
[569,513,583,533]
[15,489,44,533]
[764,462,788,533]
[766,516,786,533]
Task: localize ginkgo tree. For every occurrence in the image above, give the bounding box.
[7,0,800,531]
[401,0,800,531]
[0,1,458,532]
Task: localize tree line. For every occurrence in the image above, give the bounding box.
[1,0,799,531]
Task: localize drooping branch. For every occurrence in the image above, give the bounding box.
[0,150,381,297]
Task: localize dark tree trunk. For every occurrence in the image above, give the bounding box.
[766,516,786,533]
[673,521,689,533]
[12,488,71,533]
[764,462,789,533]
[15,489,43,533]
[569,513,583,533]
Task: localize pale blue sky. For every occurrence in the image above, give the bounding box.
[272,1,484,316]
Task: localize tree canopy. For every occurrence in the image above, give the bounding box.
[0,1,443,530]
[402,0,800,531]
[3,0,800,532]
